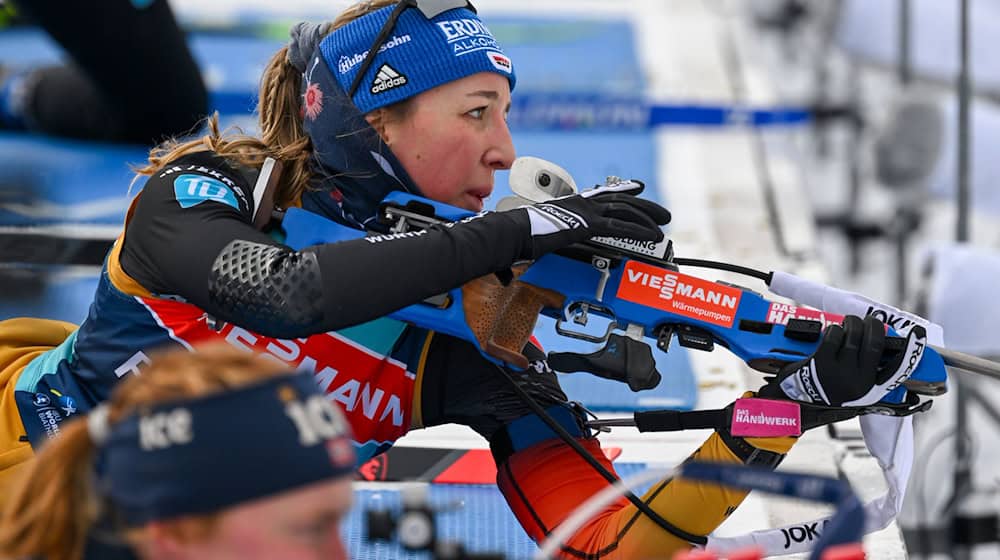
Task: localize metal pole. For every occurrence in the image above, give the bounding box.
[938,346,1000,381]
[895,0,913,304]
[957,0,972,242]
[899,0,912,85]
[953,5,973,557]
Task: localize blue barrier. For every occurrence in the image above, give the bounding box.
[210,89,813,131]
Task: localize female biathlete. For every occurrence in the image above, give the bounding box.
[1,344,357,560]
[0,1,926,557]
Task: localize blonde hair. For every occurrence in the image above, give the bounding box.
[0,344,298,560]
[133,0,407,210]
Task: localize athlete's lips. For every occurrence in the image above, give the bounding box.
[462,186,492,211]
[467,186,493,200]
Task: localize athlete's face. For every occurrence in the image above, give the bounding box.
[380,72,515,212]
[151,477,353,560]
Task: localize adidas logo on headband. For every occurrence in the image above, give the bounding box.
[370,63,408,94]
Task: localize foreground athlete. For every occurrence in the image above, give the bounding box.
[0,0,927,557]
[0,344,356,560]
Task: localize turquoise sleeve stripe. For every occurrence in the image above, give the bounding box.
[15,329,78,393]
[337,317,407,356]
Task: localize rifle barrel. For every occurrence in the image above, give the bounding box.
[587,418,637,428]
[936,346,1000,381]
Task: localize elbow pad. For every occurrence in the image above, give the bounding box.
[208,240,324,338]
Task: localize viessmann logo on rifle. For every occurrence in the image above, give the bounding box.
[616,261,743,328]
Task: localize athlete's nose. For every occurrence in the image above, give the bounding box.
[484,113,515,170]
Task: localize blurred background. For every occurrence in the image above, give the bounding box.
[1,0,998,558]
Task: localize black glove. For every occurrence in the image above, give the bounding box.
[758,315,927,406]
[521,179,671,259]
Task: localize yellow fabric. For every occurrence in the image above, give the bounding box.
[409,331,436,429]
[0,317,76,507]
[107,195,151,297]
[501,428,800,559]
[745,435,796,454]
[742,391,797,454]
[602,432,757,557]
[107,234,151,298]
[561,395,799,558]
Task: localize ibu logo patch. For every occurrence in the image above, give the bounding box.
[370,64,408,94]
[173,174,240,210]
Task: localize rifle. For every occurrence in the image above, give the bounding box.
[276,162,1000,550]
[279,188,951,407]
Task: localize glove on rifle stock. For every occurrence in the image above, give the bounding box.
[522,179,671,259]
[759,315,927,406]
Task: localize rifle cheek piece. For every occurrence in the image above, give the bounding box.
[462,265,565,369]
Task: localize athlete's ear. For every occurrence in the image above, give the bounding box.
[143,519,208,559]
[143,521,185,558]
[365,109,391,145]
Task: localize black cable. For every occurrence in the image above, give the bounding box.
[491,364,708,547]
[671,257,772,283]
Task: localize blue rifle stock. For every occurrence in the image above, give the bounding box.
[280,192,947,404]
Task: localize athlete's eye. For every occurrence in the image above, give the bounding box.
[287,513,343,543]
[467,107,486,119]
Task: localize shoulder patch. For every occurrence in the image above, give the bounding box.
[173,174,241,211]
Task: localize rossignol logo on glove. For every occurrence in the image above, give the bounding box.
[535,203,586,230]
[789,362,825,403]
[617,261,742,327]
[904,339,925,377]
[370,64,408,94]
[885,336,926,393]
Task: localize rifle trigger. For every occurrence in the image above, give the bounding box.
[555,302,616,343]
[547,333,662,392]
[675,325,714,352]
[655,325,674,352]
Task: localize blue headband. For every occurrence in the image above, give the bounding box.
[94,371,355,526]
[320,4,516,114]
